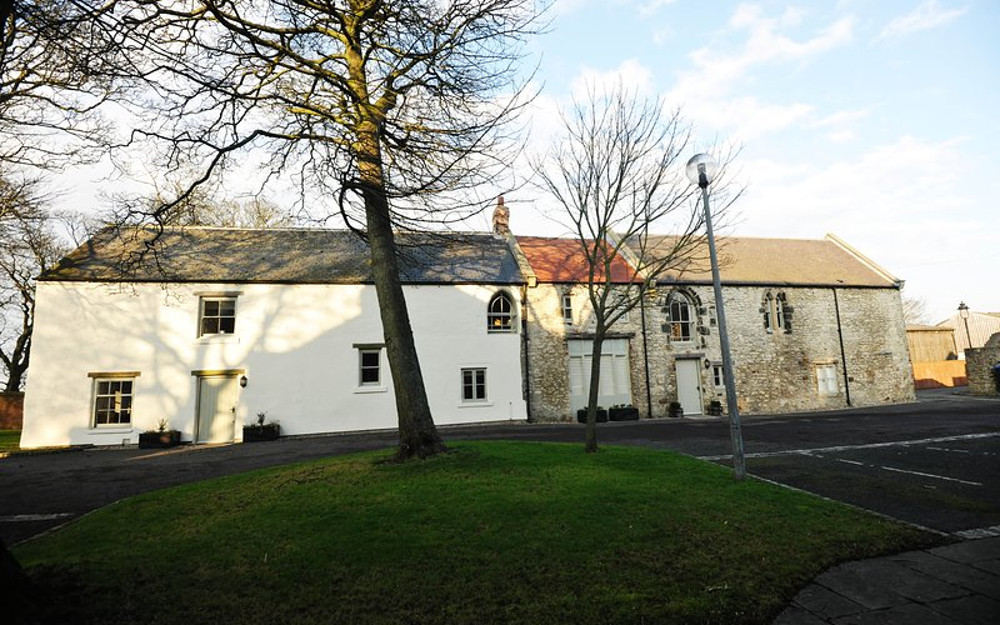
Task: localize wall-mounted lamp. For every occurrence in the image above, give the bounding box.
[240,375,248,388]
[704,359,712,369]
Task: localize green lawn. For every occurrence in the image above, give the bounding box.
[0,429,19,451]
[14,441,940,624]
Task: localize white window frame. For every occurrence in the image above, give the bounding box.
[712,364,725,388]
[461,367,488,403]
[816,364,839,396]
[90,374,138,427]
[354,345,387,393]
[198,296,238,337]
[668,293,695,343]
[487,291,516,333]
[562,294,573,326]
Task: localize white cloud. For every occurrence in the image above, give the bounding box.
[637,0,678,16]
[571,58,656,98]
[667,6,853,141]
[812,108,870,128]
[735,134,997,320]
[878,1,968,41]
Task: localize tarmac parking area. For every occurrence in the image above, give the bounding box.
[734,433,1000,537]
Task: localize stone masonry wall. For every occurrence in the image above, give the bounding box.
[966,333,1000,396]
[526,281,915,422]
[524,284,649,422]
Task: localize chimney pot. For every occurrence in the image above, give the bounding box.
[492,195,510,235]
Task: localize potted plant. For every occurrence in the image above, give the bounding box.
[576,406,608,424]
[243,412,280,442]
[609,403,639,421]
[707,400,723,416]
[138,419,182,448]
[668,401,684,418]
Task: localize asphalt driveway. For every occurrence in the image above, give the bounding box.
[2,389,998,546]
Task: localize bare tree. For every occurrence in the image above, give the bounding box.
[105,0,547,459]
[0,1,130,169]
[532,86,738,453]
[0,175,67,391]
[901,288,929,325]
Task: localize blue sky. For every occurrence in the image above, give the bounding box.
[55,1,997,323]
[499,0,999,322]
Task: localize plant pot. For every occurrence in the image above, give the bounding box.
[668,402,683,419]
[576,408,608,424]
[707,401,723,416]
[243,424,280,442]
[609,407,639,421]
[138,430,182,449]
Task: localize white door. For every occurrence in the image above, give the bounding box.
[675,359,703,416]
[196,375,239,443]
[568,339,632,412]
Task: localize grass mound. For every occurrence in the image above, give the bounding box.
[14,441,938,624]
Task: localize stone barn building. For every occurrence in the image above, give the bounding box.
[517,231,914,420]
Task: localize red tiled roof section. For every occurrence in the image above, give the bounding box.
[516,236,640,284]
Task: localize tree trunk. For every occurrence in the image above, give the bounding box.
[1,330,29,392]
[356,126,446,460]
[584,327,606,453]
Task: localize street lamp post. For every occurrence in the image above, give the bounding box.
[958,301,973,355]
[685,153,746,480]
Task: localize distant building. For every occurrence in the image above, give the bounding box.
[937,310,1000,355]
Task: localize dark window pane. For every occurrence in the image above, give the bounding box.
[361,368,379,384]
[361,352,379,367]
[204,300,219,316]
[219,301,236,316]
[97,381,109,395]
[202,318,219,335]
[219,317,235,334]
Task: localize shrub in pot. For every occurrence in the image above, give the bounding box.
[243,412,280,442]
[576,407,608,424]
[609,404,639,421]
[139,419,182,448]
[668,401,684,418]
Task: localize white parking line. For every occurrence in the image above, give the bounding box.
[699,431,1000,461]
[925,446,970,454]
[878,465,982,486]
[0,513,74,523]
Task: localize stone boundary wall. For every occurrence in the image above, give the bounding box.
[0,393,24,429]
[966,333,1000,396]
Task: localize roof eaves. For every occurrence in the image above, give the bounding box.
[824,233,901,287]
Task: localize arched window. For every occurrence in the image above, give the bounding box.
[487,292,515,332]
[762,291,789,334]
[668,292,694,342]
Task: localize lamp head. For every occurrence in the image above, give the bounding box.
[958,301,969,319]
[685,153,719,189]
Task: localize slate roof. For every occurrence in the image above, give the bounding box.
[515,236,639,284]
[41,227,525,285]
[636,234,899,288]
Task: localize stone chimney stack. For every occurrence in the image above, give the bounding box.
[492,195,510,235]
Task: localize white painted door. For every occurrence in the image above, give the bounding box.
[568,339,632,412]
[197,375,239,443]
[675,359,703,416]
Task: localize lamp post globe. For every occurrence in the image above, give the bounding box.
[686,152,746,480]
[958,301,973,353]
[686,153,719,189]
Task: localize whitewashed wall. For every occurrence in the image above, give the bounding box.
[21,281,527,448]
